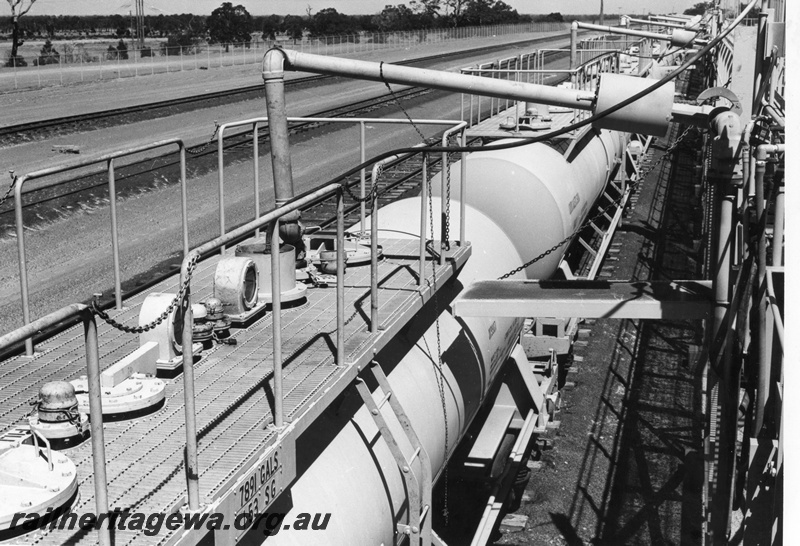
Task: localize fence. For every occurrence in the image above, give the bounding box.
[0,22,569,92]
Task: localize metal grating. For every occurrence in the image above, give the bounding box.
[0,237,470,545]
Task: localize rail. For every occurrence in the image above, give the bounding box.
[0,304,110,546]
[13,138,190,356]
[215,117,467,252]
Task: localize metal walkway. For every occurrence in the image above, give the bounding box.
[0,237,470,545]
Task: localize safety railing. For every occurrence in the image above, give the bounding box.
[215,117,468,253]
[181,124,467,509]
[12,138,190,356]
[459,46,630,129]
[0,304,111,546]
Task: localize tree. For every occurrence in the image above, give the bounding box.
[6,0,37,67]
[117,39,128,59]
[308,8,358,37]
[35,38,58,65]
[207,2,252,51]
[683,2,712,16]
[261,14,281,41]
[461,0,520,26]
[282,15,305,43]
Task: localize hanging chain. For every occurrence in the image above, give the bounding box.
[379,62,428,143]
[344,167,380,203]
[92,254,200,333]
[186,121,220,155]
[0,171,17,209]
[426,169,450,524]
[442,137,452,251]
[497,126,696,280]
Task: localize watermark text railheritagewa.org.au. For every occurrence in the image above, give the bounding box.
[10,509,331,536]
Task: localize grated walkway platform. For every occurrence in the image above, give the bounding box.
[465,103,587,140]
[0,237,470,545]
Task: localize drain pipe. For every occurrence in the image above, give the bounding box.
[708,110,742,543]
[262,49,302,245]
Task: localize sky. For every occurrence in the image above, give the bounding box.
[29,0,718,17]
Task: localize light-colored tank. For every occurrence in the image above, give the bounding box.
[260,129,625,544]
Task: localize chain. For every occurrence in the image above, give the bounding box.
[497,126,696,280]
[186,122,220,155]
[426,169,450,524]
[92,254,200,333]
[0,171,17,209]
[442,137,452,251]
[379,62,428,143]
[343,171,379,204]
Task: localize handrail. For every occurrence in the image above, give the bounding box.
[13,138,190,355]
[215,117,467,250]
[0,304,110,546]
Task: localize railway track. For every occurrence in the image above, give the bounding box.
[0,37,574,146]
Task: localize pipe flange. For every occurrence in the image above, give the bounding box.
[70,374,166,416]
[28,412,89,441]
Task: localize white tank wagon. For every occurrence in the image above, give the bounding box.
[261,128,626,544]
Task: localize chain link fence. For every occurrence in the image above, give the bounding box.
[0,22,569,91]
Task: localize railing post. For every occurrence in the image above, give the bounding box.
[179,144,189,257]
[336,189,345,364]
[107,158,123,310]
[370,184,379,334]
[271,220,284,427]
[253,121,261,234]
[83,310,111,546]
[440,143,447,266]
[460,129,467,246]
[14,175,33,356]
[180,258,200,510]
[360,121,367,230]
[217,128,226,253]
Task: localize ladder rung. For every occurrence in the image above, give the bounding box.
[420,504,430,523]
[377,390,392,410]
[406,446,421,466]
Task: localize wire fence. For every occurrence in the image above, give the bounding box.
[0,22,569,91]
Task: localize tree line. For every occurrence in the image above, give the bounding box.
[3,1,575,67]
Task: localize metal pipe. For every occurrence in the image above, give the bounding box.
[336,190,345,365]
[629,17,688,30]
[217,129,226,252]
[360,121,367,231]
[271,221,283,427]
[752,5,768,114]
[269,48,595,110]
[460,130,467,246]
[253,122,260,237]
[83,310,111,546]
[570,22,578,88]
[262,49,301,245]
[13,174,33,356]
[771,169,784,266]
[179,146,189,257]
[179,262,200,509]
[107,159,122,310]
[370,177,379,334]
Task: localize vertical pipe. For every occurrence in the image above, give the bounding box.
[14,177,33,356]
[419,154,427,286]
[460,130,467,245]
[370,187,379,333]
[360,121,367,231]
[253,122,260,235]
[771,168,784,266]
[752,6,768,114]
[440,144,447,266]
[217,130,226,253]
[336,190,345,365]
[753,150,768,434]
[107,159,122,310]
[180,261,200,509]
[271,221,283,427]
[180,146,189,257]
[570,22,578,88]
[83,311,111,546]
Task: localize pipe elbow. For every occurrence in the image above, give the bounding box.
[571,21,579,31]
[262,47,288,82]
